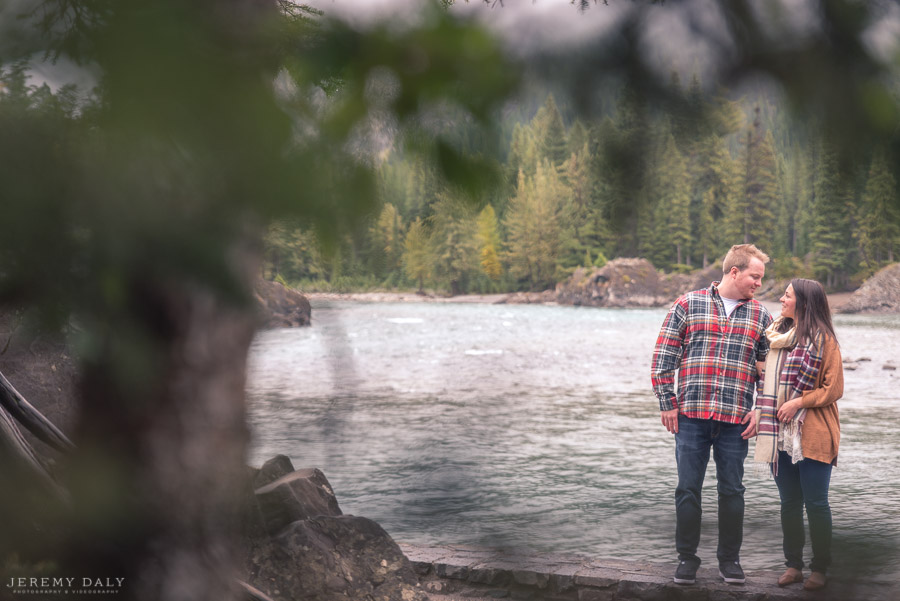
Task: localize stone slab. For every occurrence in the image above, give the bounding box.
[403,544,897,601]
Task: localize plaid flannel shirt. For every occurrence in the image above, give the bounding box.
[651,282,772,424]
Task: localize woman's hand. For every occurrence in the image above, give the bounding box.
[778,398,803,423]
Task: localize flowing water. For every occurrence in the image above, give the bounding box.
[247,300,900,587]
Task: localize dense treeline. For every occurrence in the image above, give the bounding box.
[265,78,900,293]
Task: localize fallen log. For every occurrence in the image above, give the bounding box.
[0,370,75,454]
[0,389,69,500]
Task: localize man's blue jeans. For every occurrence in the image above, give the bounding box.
[674,415,748,564]
[773,450,833,574]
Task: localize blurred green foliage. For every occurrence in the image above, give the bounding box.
[0,0,517,328]
[0,0,519,587]
[262,0,900,294]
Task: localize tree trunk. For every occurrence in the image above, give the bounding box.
[65,253,259,601]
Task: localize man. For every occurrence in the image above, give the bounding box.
[651,244,773,586]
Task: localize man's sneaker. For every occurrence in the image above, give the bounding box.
[673,558,700,584]
[719,561,746,584]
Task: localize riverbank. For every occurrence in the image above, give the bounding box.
[300,259,900,314]
[304,290,856,314]
[305,291,516,304]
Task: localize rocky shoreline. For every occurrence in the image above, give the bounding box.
[302,256,898,314]
[241,456,895,601]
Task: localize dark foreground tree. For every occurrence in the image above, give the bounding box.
[0,1,515,599]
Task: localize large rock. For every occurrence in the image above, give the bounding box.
[555,258,722,308]
[255,279,311,328]
[243,455,426,601]
[248,516,425,601]
[837,263,900,314]
[255,468,343,535]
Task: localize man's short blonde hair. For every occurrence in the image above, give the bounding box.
[722,244,770,274]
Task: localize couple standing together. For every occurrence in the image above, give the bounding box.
[651,244,844,591]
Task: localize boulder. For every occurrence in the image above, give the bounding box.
[255,468,343,535]
[255,279,311,328]
[555,258,722,308]
[253,454,297,488]
[248,515,426,601]
[243,456,426,601]
[837,263,900,314]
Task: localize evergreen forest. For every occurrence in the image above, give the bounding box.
[265,78,900,294]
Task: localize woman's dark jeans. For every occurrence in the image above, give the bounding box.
[674,415,748,564]
[773,450,833,574]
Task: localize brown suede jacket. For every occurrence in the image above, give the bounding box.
[798,335,843,465]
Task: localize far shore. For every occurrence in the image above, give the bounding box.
[304,291,512,304]
[303,290,857,314]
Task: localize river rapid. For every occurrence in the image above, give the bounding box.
[247,300,900,587]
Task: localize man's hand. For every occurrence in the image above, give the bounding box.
[741,409,758,440]
[661,408,679,434]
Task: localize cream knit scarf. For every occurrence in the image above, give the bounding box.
[754,318,798,470]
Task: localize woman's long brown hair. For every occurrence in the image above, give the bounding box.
[789,278,838,347]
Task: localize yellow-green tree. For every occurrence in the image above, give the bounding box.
[505,163,568,289]
[367,202,404,278]
[476,205,503,280]
[403,217,432,292]
[430,194,480,295]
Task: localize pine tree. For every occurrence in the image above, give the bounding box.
[429,194,480,295]
[367,202,403,278]
[598,86,652,256]
[559,143,605,271]
[403,217,431,292]
[263,222,325,282]
[476,205,503,280]
[648,133,692,268]
[857,147,900,268]
[668,136,693,267]
[727,108,778,253]
[504,164,566,289]
[567,119,588,160]
[776,154,803,257]
[508,121,539,180]
[692,138,738,268]
[792,143,818,258]
[810,142,856,288]
[532,94,569,170]
[678,79,741,268]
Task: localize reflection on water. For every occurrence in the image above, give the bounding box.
[247,301,900,586]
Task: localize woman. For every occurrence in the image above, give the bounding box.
[755,278,844,591]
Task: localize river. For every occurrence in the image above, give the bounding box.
[246,300,900,587]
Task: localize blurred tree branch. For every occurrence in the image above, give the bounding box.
[0,1,517,599]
